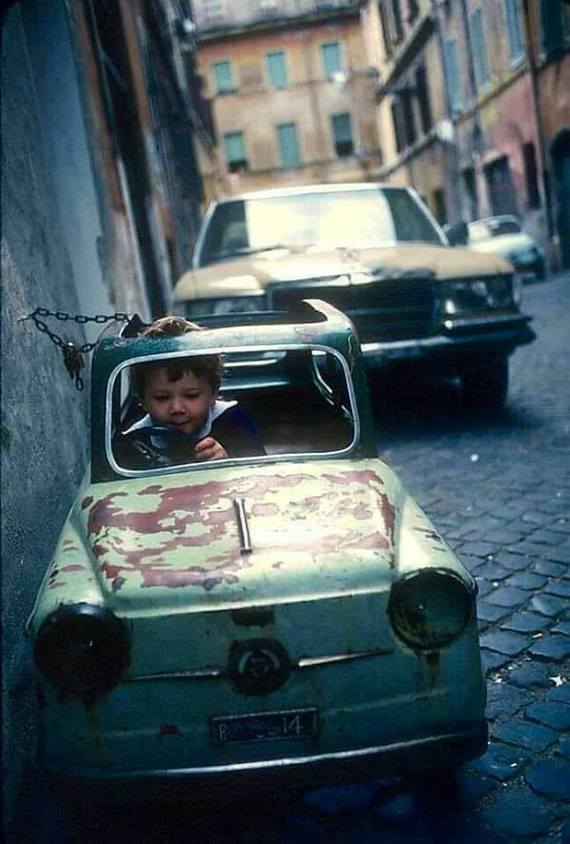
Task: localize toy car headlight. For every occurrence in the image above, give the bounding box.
[184,296,267,318]
[34,604,130,703]
[388,569,474,651]
[439,276,513,314]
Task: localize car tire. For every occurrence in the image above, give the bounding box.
[460,355,509,411]
[534,259,546,281]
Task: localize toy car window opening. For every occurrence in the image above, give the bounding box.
[109,345,358,474]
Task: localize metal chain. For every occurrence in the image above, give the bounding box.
[19,306,130,390]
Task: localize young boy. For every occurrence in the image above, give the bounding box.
[121,316,265,465]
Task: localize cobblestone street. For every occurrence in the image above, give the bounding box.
[13,274,570,843]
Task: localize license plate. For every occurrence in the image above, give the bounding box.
[210,708,318,746]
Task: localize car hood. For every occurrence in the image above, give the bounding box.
[173,243,511,302]
[77,459,405,614]
[469,233,536,258]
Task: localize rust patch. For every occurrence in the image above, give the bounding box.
[159,724,182,737]
[61,564,86,572]
[85,469,394,590]
[81,496,94,510]
[49,581,65,589]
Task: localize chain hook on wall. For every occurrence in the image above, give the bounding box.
[19,306,130,390]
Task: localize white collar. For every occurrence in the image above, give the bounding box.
[123,399,237,438]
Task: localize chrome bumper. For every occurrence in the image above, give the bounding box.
[362,314,535,366]
[49,722,488,787]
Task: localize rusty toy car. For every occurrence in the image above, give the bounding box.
[28,301,487,787]
[173,183,535,410]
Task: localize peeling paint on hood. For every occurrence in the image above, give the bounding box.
[80,459,403,613]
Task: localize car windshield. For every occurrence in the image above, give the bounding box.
[469,218,522,242]
[198,188,443,266]
[110,346,358,473]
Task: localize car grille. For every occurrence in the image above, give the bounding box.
[268,277,435,343]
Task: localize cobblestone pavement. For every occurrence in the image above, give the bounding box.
[12,274,570,843]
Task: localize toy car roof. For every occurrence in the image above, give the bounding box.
[89,300,374,482]
[93,299,359,375]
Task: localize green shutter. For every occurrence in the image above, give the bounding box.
[213,61,234,94]
[321,42,342,78]
[277,123,300,168]
[223,132,245,164]
[267,51,287,88]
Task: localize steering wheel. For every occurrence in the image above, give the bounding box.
[123,426,200,467]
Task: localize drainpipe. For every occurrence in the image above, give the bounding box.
[458,0,488,217]
[430,0,463,222]
[301,30,326,181]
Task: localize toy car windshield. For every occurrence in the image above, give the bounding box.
[110,345,359,474]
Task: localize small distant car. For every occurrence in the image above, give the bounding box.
[173,183,535,411]
[28,302,487,788]
[467,215,546,281]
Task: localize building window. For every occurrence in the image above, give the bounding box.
[407,0,419,24]
[386,0,404,45]
[443,39,463,114]
[212,60,235,95]
[540,0,570,55]
[415,64,432,132]
[504,0,525,63]
[432,189,447,225]
[277,123,301,168]
[484,156,517,216]
[391,99,405,153]
[470,8,491,90]
[463,167,479,220]
[401,92,416,146]
[522,142,541,209]
[202,0,225,25]
[267,51,287,88]
[379,1,393,59]
[331,113,354,157]
[321,42,342,79]
[223,131,248,173]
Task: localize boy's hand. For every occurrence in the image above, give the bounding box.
[195,436,228,461]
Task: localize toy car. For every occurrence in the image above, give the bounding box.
[467,215,546,281]
[28,301,487,787]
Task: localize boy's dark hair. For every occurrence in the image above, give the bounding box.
[131,316,222,398]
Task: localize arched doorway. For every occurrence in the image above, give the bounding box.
[551,129,570,269]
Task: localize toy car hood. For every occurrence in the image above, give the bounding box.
[30,456,465,625]
[173,243,512,302]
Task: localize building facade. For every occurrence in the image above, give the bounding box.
[192,0,383,196]
[524,0,570,267]
[366,0,570,267]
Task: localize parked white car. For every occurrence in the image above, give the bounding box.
[467,216,546,281]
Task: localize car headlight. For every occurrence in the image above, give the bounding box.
[439,276,514,315]
[34,604,130,703]
[388,569,474,651]
[184,296,267,318]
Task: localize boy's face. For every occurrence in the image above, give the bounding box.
[141,367,216,435]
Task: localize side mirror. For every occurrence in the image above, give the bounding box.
[443,220,468,246]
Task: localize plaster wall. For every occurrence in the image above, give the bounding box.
[1,1,112,825]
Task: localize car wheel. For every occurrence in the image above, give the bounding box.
[534,259,546,281]
[460,356,509,411]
